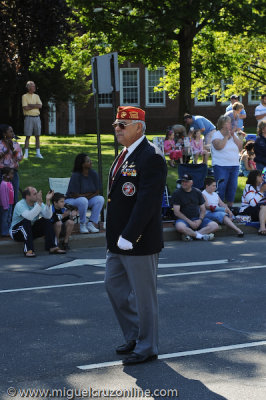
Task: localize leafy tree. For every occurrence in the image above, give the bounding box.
[159,29,266,102]
[0,0,71,130]
[68,0,265,120]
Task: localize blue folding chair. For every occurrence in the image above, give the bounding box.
[177,163,208,190]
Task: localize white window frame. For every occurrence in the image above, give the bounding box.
[120,68,140,106]
[194,90,216,106]
[145,67,165,107]
[248,89,261,105]
[98,93,112,108]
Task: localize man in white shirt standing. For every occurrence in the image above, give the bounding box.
[255,94,266,125]
[10,187,66,257]
[22,81,43,159]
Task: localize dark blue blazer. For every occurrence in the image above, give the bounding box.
[106,137,167,255]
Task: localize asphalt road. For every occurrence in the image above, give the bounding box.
[1,235,266,400]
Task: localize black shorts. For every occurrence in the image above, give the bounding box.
[239,204,263,222]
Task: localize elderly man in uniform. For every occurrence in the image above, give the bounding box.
[105,106,167,365]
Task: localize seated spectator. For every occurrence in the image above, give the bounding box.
[240,141,256,177]
[65,153,104,234]
[239,170,266,235]
[0,167,14,237]
[191,130,209,164]
[254,120,266,172]
[172,173,219,241]
[10,187,66,257]
[51,192,78,250]
[164,129,183,167]
[202,177,244,237]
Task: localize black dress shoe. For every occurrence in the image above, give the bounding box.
[122,352,158,365]
[116,340,136,354]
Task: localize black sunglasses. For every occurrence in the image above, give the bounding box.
[112,121,137,129]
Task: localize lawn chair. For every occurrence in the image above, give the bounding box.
[153,136,165,155]
[177,163,208,190]
[162,185,175,222]
[48,177,70,195]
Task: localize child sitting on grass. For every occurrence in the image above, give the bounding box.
[202,177,244,237]
[51,192,78,250]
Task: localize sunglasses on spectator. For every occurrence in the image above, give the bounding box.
[112,121,138,129]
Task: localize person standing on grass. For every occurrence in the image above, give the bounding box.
[105,106,167,365]
[0,124,23,205]
[0,167,14,237]
[225,95,246,132]
[22,81,43,159]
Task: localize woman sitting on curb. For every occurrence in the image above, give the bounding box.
[239,170,266,236]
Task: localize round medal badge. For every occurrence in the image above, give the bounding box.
[122,182,136,196]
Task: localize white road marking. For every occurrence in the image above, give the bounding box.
[2,264,266,295]
[158,264,266,278]
[77,340,266,370]
[0,280,104,294]
[47,259,106,270]
[158,259,229,268]
[47,258,229,270]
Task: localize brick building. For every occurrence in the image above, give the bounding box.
[43,62,261,135]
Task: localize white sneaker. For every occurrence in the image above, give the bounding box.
[202,233,215,241]
[80,223,89,234]
[36,153,44,159]
[87,221,99,233]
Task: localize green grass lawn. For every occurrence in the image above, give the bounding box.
[17,133,248,203]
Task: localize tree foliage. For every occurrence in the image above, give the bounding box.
[68,0,265,119]
[0,0,71,129]
[159,29,266,101]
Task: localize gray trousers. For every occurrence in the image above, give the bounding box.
[105,251,159,356]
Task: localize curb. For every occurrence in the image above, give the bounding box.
[0,223,259,256]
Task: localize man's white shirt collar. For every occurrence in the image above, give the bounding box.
[124,135,145,159]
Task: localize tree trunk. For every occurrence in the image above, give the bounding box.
[178,26,194,123]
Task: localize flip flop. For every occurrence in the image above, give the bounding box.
[24,250,36,257]
[49,247,66,254]
[258,230,266,236]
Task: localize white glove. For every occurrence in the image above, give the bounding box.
[117,235,133,250]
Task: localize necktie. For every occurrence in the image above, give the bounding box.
[112,149,128,177]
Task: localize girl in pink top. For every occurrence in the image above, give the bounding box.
[0,124,23,204]
[164,130,183,167]
[0,167,14,236]
[191,130,209,164]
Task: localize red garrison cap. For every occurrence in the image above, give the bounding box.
[116,106,145,121]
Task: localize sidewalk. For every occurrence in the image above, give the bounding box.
[0,220,259,256]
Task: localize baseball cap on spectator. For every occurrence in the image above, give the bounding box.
[230,94,239,100]
[177,173,193,183]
